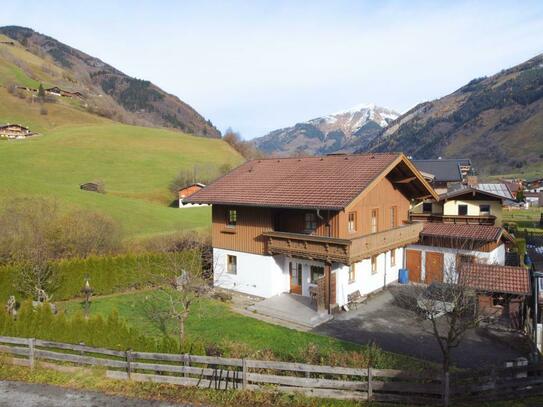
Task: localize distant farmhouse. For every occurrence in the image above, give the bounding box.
[17,85,85,99]
[178,183,207,208]
[0,124,35,139]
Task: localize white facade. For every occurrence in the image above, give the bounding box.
[406,243,505,283]
[334,248,403,307]
[213,247,404,306]
[178,201,209,209]
[213,248,288,298]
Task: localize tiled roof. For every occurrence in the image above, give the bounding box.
[412,159,468,182]
[459,263,530,295]
[186,153,408,209]
[421,223,503,242]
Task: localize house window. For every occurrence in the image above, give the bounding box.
[458,204,468,216]
[227,255,237,274]
[227,209,237,227]
[310,265,324,284]
[390,249,396,267]
[458,254,475,265]
[348,212,357,233]
[348,264,356,283]
[371,255,378,275]
[390,206,398,228]
[371,209,379,233]
[479,204,491,215]
[422,202,433,213]
[305,213,317,233]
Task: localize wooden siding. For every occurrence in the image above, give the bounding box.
[339,176,411,239]
[273,209,340,237]
[212,205,273,254]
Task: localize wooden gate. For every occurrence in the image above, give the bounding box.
[406,250,421,282]
[425,251,443,284]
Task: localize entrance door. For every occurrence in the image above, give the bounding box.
[289,262,303,295]
[425,251,444,284]
[406,250,422,282]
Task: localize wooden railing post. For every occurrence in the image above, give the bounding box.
[184,353,189,377]
[126,349,132,379]
[28,338,35,371]
[367,366,373,401]
[242,358,248,389]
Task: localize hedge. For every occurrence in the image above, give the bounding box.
[0,251,199,303]
[0,303,205,355]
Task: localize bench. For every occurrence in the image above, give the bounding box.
[347,290,366,310]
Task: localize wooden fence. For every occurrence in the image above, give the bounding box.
[1,335,543,405]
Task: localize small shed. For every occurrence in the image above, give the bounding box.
[459,263,530,329]
[179,183,206,208]
[80,182,104,193]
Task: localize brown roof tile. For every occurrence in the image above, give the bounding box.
[186,153,405,209]
[421,223,503,242]
[459,263,530,295]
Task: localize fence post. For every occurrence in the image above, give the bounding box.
[443,372,450,407]
[184,353,189,377]
[126,349,132,380]
[367,366,373,401]
[242,358,248,389]
[28,338,35,371]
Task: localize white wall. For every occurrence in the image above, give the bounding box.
[334,248,404,307]
[213,248,288,298]
[406,243,506,283]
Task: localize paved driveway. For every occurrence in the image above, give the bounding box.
[0,381,194,407]
[314,288,529,369]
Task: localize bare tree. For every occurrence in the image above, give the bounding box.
[393,235,495,406]
[140,234,213,344]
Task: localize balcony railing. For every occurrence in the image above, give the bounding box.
[263,223,423,265]
[409,212,497,226]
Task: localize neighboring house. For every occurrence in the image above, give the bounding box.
[459,263,530,329]
[410,183,513,226]
[186,153,438,312]
[502,179,523,199]
[45,87,84,98]
[405,223,514,285]
[525,191,542,208]
[412,158,471,194]
[80,182,104,193]
[0,124,35,139]
[178,183,207,208]
[525,177,543,192]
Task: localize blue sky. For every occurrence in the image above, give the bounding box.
[1,1,543,138]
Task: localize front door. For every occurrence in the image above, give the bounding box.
[406,250,422,282]
[289,262,303,295]
[425,251,444,284]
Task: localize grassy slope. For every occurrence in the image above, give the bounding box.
[0,40,242,239]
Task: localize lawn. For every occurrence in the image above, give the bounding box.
[0,120,242,238]
[503,207,543,233]
[58,289,424,369]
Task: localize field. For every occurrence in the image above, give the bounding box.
[0,38,242,240]
[503,207,543,233]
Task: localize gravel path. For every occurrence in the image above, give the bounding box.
[0,381,196,407]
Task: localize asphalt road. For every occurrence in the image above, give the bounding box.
[0,381,194,407]
[314,288,528,369]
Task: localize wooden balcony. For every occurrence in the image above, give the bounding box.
[263,223,423,265]
[409,212,496,226]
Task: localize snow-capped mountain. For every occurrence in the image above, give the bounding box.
[254,104,399,156]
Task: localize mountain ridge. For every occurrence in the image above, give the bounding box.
[0,25,220,138]
[254,104,399,156]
